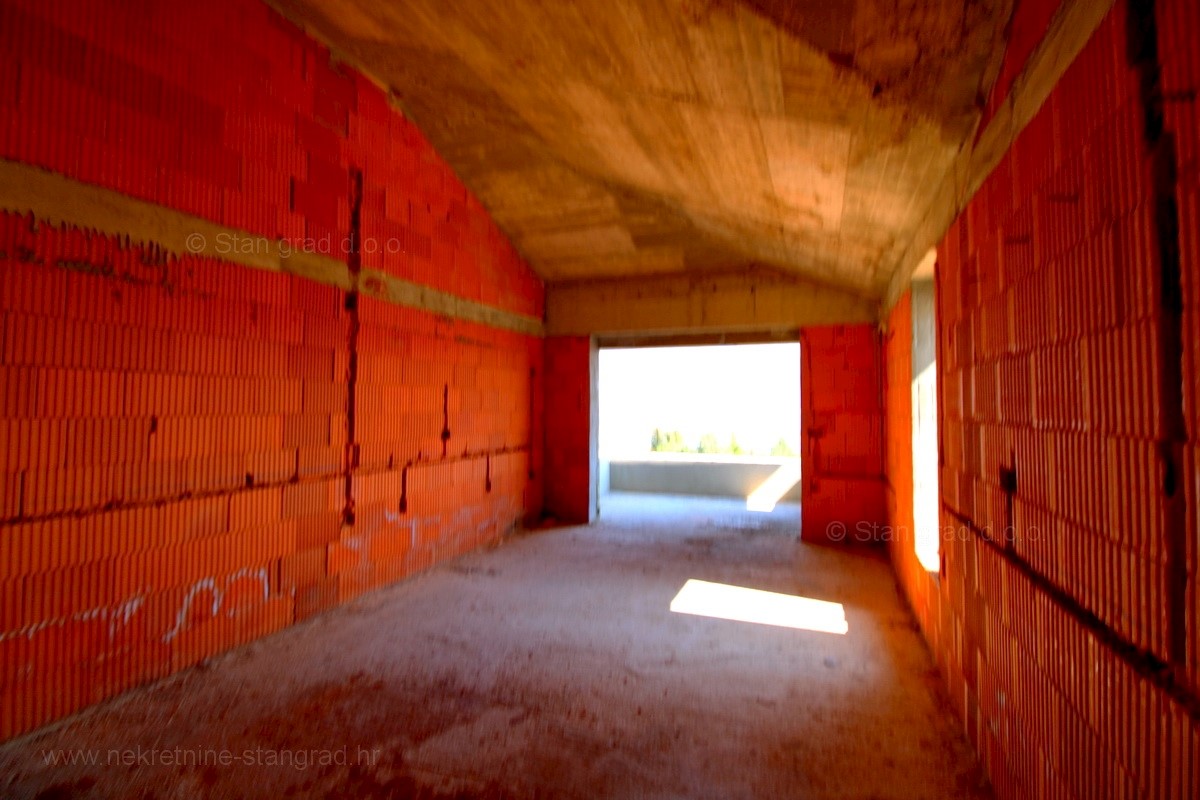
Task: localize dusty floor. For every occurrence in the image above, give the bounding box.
[0,493,991,799]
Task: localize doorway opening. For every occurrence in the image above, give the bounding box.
[597,342,801,529]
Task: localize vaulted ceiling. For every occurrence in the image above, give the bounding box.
[273,0,1013,299]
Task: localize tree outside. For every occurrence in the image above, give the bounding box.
[649,429,794,456]
[770,438,796,457]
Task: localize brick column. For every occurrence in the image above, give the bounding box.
[800,325,887,544]
[543,336,597,523]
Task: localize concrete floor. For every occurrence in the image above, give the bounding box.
[0,493,990,799]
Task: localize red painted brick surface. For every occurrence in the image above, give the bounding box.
[0,0,544,741]
[801,325,886,543]
[888,3,1200,797]
[542,337,592,524]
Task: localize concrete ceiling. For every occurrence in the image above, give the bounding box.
[273,0,1013,299]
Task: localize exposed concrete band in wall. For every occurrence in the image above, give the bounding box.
[0,158,545,337]
[360,270,543,336]
[881,0,1117,316]
[546,269,876,336]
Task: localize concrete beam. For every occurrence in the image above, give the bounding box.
[545,270,875,337]
[880,0,1116,316]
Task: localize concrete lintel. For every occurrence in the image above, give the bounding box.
[546,270,875,337]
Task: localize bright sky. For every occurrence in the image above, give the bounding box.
[599,343,801,458]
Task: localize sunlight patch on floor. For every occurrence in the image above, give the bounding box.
[669,579,848,634]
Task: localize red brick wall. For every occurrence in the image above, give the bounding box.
[801,325,886,543]
[888,2,1200,796]
[0,0,543,741]
[542,337,594,524]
